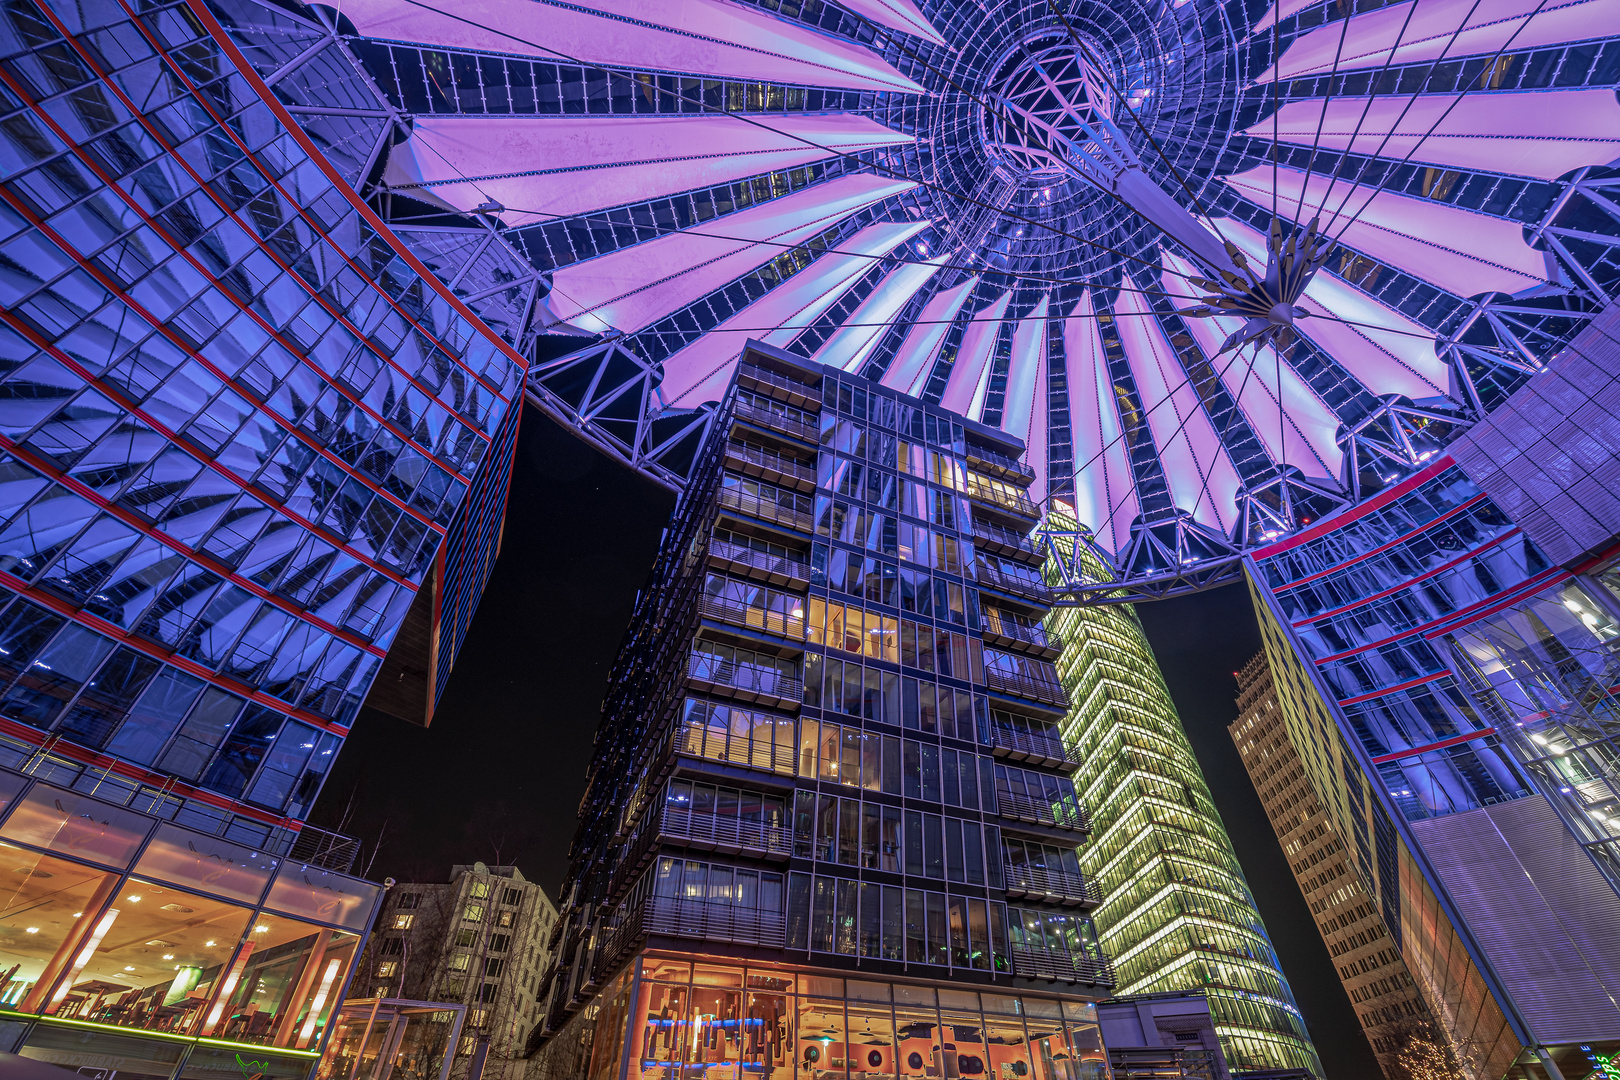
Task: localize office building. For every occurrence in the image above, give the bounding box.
[531,342,1113,1080]
[1045,541,1322,1079]
[1245,307,1620,1080]
[353,863,557,1077]
[0,0,536,1075]
[1231,654,1444,1080]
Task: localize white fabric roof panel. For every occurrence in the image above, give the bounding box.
[545,172,918,334]
[658,220,928,407]
[385,114,915,226]
[341,0,926,93]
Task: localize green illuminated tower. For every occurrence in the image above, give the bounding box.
[1044,526,1323,1078]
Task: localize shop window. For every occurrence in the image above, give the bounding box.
[43,877,253,1035]
[0,842,121,1012]
[202,911,360,1049]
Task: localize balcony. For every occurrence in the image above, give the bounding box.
[707,539,811,589]
[983,667,1067,710]
[996,788,1089,832]
[724,441,816,492]
[718,485,813,533]
[976,561,1052,603]
[988,724,1081,769]
[737,361,819,410]
[1004,864,1103,906]
[672,714,799,777]
[965,477,1040,521]
[1007,945,1115,985]
[661,806,793,860]
[981,614,1062,659]
[698,593,806,641]
[973,519,1043,564]
[686,655,803,709]
[966,442,1037,483]
[597,896,787,976]
[734,397,818,444]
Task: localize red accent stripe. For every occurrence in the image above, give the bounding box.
[1370,728,1495,764]
[35,3,514,410]
[1292,528,1523,629]
[1336,671,1448,707]
[1307,566,1568,664]
[1254,455,1459,557]
[0,570,353,740]
[0,434,391,661]
[178,0,533,384]
[0,717,306,831]
[1266,493,1489,593]
[0,66,457,537]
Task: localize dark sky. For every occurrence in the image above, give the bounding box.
[311,406,1374,1079]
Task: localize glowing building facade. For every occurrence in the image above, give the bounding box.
[531,343,1114,1080]
[1231,653,1440,1080]
[0,0,532,1074]
[1045,539,1322,1080]
[1246,311,1620,1079]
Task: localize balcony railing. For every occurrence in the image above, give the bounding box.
[965,478,1039,519]
[737,362,819,409]
[661,806,793,859]
[1007,945,1115,985]
[718,485,813,533]
[983,667,1067,709]
[672,715,799,777]
[976,561,1052,603]
[1004,863,1103,906]
[724,442,816,490]
[966,442,1037,482]
[982,615,1062,656]
[698,594,806,640]
[687,655,804,706]
[598,896,787,975]
[708,539,811,587]
[996,788,1089,831]
[972,520,1043,564]
[734,397,818,443]
[988,725,1081,767]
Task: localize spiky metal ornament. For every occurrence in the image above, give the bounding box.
[1181,216,1335,353]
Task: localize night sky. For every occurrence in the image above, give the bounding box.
[310,406,1376,1079]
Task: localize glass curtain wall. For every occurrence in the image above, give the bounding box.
[1044,518,1322,1077]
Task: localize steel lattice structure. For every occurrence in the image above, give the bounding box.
[325,0,1620,601]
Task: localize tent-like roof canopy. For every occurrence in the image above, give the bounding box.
[336,0,1620,598]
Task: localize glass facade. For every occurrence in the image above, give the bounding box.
[1251,463,1546,826]
[0,760,380,1077]
[1043,523,1323,1078]
[1247,454,1620,1076]
[0,0,526,844]
[534,344,1113,1079]
[534,957,1108,1080]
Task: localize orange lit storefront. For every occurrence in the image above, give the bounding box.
[0,766,381,1079]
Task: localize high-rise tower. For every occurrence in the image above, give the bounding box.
[1044,531,1323,1079]
[532,341,1114,1080]
[1231,653,1442,1080]
[0,0,535,1074]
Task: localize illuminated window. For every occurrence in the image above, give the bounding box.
[392,913,414,930]
[377,962,398,978]
[463,904,484,922]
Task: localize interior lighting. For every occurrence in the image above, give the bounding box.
[49,908,119,1007]
[298,959,344,1048]
[24,927,37,934]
